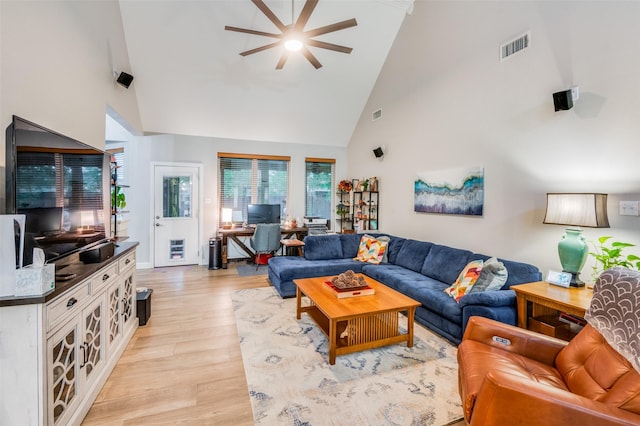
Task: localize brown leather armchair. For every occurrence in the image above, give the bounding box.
[457,268,640,426]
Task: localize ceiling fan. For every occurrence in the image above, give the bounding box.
[225,0,358,70]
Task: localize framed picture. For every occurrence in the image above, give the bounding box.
[414,166,484,216]
[546,270,572,287]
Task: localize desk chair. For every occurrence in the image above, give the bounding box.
[249,223,281,269]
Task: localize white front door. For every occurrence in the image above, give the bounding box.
[153,164,200,267]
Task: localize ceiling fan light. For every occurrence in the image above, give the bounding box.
[284,38,303,52]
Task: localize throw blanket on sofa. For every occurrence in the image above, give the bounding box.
[585,267,640,372]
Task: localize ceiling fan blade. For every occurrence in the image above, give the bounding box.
[276,53,289,70]
[306,39,352,54]
[225,26,281,39]
[304,18,358,38]
[293,0,318,32]
[251,0,287,32]
[301,47,322,69]
[239,41,282,56]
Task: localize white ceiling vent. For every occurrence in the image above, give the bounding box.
[500,31,530,62]
[372,109,382,121]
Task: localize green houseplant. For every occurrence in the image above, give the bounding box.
[589,236,640,280]
[111,186,126,212]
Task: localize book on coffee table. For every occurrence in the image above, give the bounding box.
[324,281,375,298]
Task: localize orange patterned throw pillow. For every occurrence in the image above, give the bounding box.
[444,260,484,302]
[353,235,388,264]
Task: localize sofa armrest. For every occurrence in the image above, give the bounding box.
[459,289,516,308]
[470,369,640,426]
[463,316,567,365]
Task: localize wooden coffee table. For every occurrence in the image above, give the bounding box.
[294,274,421,365]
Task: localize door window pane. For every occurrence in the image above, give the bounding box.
[163,176,192,218]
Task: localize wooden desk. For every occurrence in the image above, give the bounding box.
[512,281,593,330]
[217,226,307,268]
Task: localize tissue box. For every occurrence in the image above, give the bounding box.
[15,264,55,296]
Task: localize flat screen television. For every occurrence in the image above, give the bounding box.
[5,115,111,266]
[247,204,281,225]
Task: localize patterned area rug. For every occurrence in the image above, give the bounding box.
[232,287,463,425]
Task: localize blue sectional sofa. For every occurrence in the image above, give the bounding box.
[268,233,541,344]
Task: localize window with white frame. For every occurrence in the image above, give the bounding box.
[218,153,290,226]
[305,158,335,224]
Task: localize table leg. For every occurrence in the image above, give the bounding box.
[329,319,337,365]
[516,293,528,329]
[407,307,416,347]
[221,235,228,269]
[296,287,302,320]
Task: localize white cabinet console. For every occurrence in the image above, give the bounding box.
[0,242,138,425]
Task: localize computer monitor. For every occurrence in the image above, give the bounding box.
[18,207,63,236]
[247,204,281,225]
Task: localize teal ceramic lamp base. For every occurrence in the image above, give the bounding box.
[558,228,588,287]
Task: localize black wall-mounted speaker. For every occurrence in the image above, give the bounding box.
[116,72,134,89]
[553,89,573,111]
[373,147,384,158]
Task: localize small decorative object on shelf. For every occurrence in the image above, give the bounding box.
[338,179,353,192]
[370,176,378,191]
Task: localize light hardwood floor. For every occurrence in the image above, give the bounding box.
[82,264,268,425]
[83,264,466,426]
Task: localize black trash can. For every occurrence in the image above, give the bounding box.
[209,237,222,270]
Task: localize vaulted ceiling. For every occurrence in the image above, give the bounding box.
[118,0,413,146]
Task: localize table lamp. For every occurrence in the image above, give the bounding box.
[80,210,96,234]
[543,193,610,287]
[221,208,233,229]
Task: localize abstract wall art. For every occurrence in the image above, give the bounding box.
[414,166,484,216]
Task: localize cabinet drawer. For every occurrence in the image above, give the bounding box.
[92,263,118,292]
[119,251,136,272]
[46,280,90,333]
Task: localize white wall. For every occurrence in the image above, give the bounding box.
[127,134,347,268]
[0,0,142,160]
[348,1,640,283]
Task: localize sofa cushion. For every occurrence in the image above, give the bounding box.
[385,236,406,264]
[304,235,343,260]
[339,233,362,258]
[422,244,473,284]
[470,257,508,293]
[269,256,365,282]
[362,264,435,294]
[405,283,463,324]
[395,239,434,272]
[445,259,484,302]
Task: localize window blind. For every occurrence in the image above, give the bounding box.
[218,153,290,226]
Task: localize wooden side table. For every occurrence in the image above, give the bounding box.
[512,281,593,339]
[280,239,304,256]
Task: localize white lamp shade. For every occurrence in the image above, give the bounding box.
[221,208,233,223]
[80,210,96,227]
[543,193,610,228]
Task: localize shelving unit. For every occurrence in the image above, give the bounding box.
[353,190,379,232]
[336,190,352,233]
[110,156,129,240]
